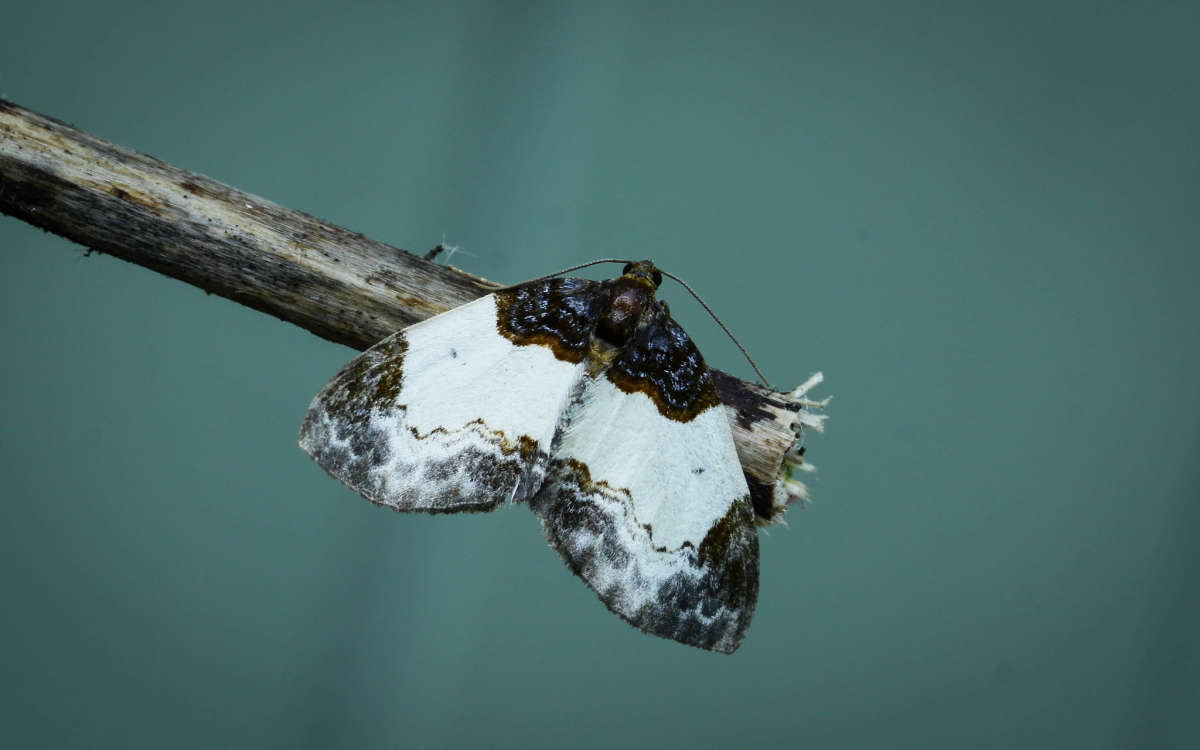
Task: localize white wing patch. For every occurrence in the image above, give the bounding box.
[531,376,758,654]
[401,295,575,441]
[299,294,584,512]
[553,377,744,549]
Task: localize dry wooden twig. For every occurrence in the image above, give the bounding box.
[0,99,825,518]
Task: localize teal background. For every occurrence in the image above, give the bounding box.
[2,2,1197,748]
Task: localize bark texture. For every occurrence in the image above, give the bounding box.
[0,99,823,504]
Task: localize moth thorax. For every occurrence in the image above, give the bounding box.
[597,283,653,345]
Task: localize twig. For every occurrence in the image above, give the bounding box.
[0,99,825,515]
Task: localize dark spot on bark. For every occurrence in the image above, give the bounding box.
[710,369,776,431]
[747,474,775,522]
[0,166,61,214]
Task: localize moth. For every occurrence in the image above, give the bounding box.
[299,259,816,653]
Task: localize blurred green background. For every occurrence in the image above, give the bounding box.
[2,2,1197,748]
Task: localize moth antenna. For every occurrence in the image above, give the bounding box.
[491,259,634,291]
[658,269,771,388]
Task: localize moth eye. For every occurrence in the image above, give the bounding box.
[652,270,663,288]
[622,263,635,275]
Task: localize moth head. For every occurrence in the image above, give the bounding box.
[621,260,663,289]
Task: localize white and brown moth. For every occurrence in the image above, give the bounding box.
[299,260,822,653]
